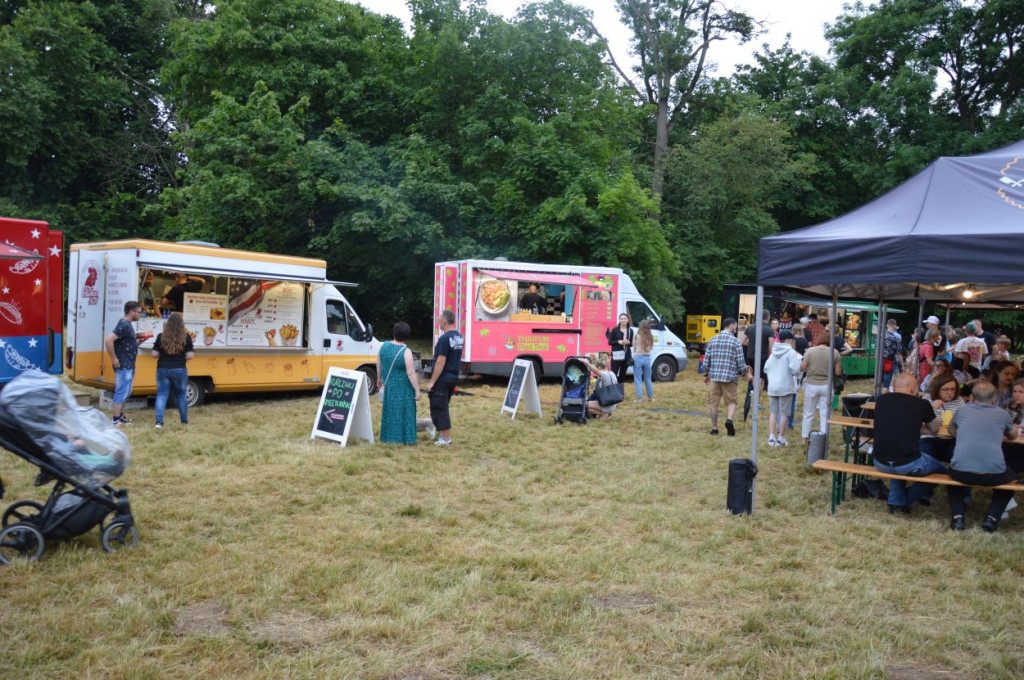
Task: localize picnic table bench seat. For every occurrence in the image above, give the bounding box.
[811,459,1024,514]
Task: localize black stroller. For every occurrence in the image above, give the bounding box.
[554,356,590,425]
[0,370,137,564]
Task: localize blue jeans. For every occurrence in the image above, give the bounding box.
[155,367,188,424]
[113,368,135,403]
[633,355,653,399]
[874,453,947,507]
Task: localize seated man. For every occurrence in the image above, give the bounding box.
[872,372,943,514]
[947,381,1018,532]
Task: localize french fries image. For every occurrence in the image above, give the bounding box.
[202,326,217,346]
[280,323,299,346]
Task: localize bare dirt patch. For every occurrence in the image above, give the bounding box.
[174,600,230,637]
[590,592,663,612]
[886,667,962,680]
[246,611,331,646]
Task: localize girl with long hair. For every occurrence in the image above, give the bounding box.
[608,313,633,383]
[151,312,195,429]
[632,320,655,403]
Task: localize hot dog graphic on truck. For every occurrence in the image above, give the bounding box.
[432,259,687,381]
[66,239,379,407]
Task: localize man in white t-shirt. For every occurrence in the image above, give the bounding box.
[953,322,988,370]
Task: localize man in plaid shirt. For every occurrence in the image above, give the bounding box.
[703,318,752,436]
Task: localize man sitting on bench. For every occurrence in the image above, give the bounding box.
[947,381,1018,532]
[873,373,944,515]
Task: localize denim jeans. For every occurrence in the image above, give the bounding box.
[873,453,947,507]
[633,354,653,399]
[155,367,189,424]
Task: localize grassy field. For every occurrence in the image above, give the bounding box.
[2,368,1023,679]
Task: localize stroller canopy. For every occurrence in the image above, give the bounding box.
[0,370,130,487]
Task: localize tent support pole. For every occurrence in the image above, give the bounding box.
[916,298,926,380]
[750,286,765,512]
[875,300,887,396]
[826,289,838,451]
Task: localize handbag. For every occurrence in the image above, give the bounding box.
[594,381,624,407]
[377,344,405,403]
[833,372,846,394]
[611,350,626,361]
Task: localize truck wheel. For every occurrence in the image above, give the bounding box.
[360,366,378,395]
[530,359,543,385]
[185,378,206,407]
[653,356,677,382]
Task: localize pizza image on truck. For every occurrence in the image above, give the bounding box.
[67,239,379,407]
[433,259,688,381]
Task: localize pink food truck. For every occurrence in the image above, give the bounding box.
[432,259,689,381]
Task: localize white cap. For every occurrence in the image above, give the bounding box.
[799,316,810,324]
[925,315,940,325]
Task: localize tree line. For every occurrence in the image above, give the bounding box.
[2,0,1022,332]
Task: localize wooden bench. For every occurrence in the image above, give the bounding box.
[811,460,1024,514]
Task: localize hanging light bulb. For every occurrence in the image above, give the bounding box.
[962,285,975,300]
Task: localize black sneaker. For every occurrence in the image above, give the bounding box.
[888,504,911,516]
[710,428,719,435]
[949,515,966,531]
[725,420,736,436]
[118,415,134,425]
[982,515,999,533]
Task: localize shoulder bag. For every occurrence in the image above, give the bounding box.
[377,343,405,403]
[594,375,624,407]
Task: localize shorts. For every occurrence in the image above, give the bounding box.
[429,378,457,431]
[709,381,738,406]
[769,394,794,415]
[112,368,135,404]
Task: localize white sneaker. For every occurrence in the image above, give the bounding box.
[767,437,777,447]
[777,436,788,447]
[1002,497,1018,520]
[434,438,451,446]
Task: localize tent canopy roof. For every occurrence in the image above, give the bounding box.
[758,139,1024,303]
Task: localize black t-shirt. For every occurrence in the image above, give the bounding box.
[153,333,194,369]
[979,330,997,355]
[744,324,773,364]
[873,392,936,466]
[433,330,464,380]
[794,337,809,355]
[519,292,545,314]
[111,318,138,370]
[164,280,203,311]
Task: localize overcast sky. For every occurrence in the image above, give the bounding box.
[360,0,851,76]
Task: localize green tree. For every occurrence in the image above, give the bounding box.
[662,110,814,312]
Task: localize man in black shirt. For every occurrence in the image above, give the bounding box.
[741,310,774,423]
[519,284,546,315]
[872,373,943,514]
[162,272,206,312]
[971,318,997,356]
[426,309,464,446]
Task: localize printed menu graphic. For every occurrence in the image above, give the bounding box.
[183,293,228,347]
[226,279,305,347]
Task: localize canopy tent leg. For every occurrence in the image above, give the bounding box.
[826,289,838,452]
[748,286,765,513]
[874,298,887,395]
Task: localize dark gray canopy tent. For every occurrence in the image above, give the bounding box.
[743,139,1024,508]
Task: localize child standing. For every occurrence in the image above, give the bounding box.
[764,329,802,447]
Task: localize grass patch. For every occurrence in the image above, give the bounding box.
[1,370,1022,678]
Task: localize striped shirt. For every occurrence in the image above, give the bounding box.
[704,331,747,383]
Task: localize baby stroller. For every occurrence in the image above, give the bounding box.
[555,356,590,425]
[0,370,137,564]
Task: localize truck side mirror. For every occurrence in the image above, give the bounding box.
[364,324,373,342]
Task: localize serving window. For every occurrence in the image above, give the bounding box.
[135,267,307,349]
[473,271,578,323]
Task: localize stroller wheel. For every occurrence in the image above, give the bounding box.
[0,522,44,564]
[2,500,44,528]
[101,522,139,554]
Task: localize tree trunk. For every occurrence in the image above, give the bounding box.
[652,98,670,197]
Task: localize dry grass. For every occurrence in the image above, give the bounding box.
[2,369,1024,679]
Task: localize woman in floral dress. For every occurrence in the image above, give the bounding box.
[376,322,421,444]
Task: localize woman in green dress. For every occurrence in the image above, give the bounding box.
[376,322,421,444]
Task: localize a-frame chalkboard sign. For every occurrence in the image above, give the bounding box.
[501,358,542,419]
[311,367,375,446]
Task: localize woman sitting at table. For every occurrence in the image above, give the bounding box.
[919,374,964,464]
[921,358,952,392]
[987,359,1020,409]
[1002,378,1024,475]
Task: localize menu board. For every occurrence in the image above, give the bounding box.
[581,274,616,350]
[183,293,228,347]
[225,279,305,348]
